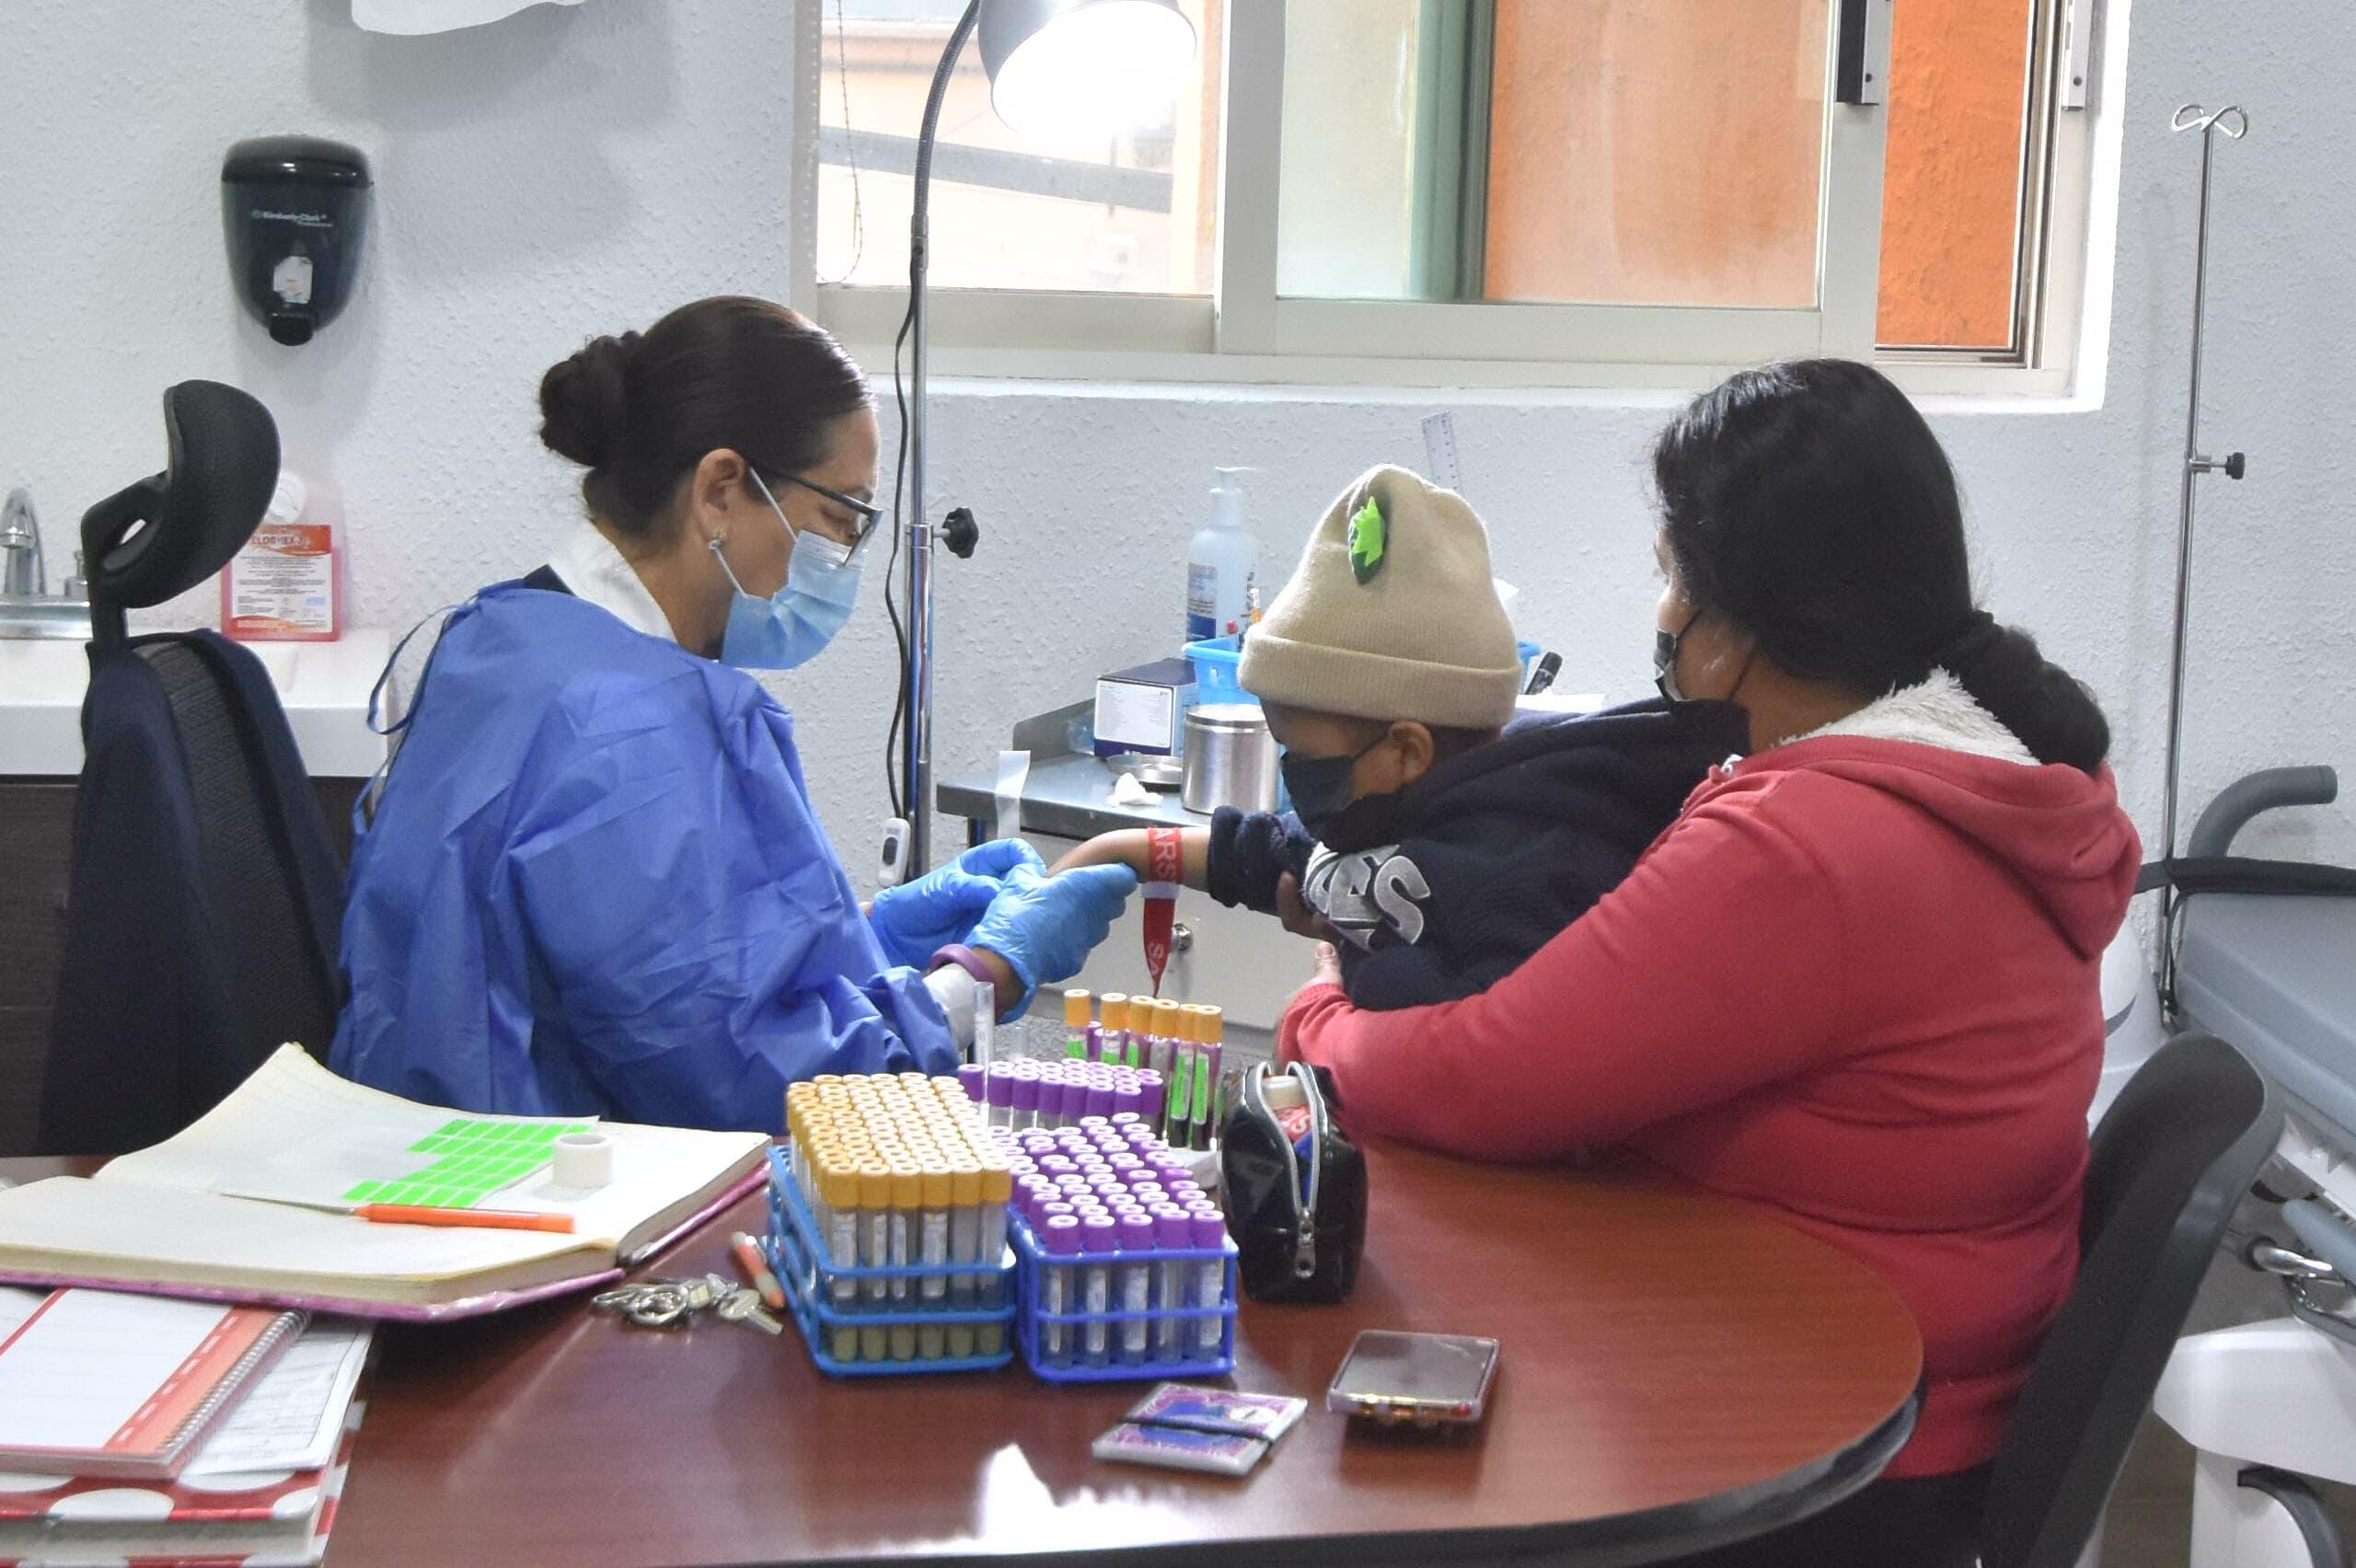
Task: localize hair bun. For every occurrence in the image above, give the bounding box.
[537,331,640,469]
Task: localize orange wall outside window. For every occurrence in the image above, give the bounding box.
[1878,0,2035,348]
[1482,0,2034,348]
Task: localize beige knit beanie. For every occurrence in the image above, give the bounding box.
[1238,465,1520,729]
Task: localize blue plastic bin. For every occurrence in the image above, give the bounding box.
[1010,1212,1238,1383]
[1185,634,1543,708]
[763,1147,1017,1378]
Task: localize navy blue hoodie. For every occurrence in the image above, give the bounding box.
[1205,698,1748,1010]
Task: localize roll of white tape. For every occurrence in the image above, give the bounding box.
[552,1131,614,1189]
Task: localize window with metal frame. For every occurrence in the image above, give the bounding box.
[800,0,2097,387]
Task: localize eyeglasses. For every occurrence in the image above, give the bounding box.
[770,472,885,558]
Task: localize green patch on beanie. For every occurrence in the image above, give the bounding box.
[1347,495,1387,583]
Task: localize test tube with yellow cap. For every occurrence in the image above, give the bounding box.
[1061,988,1091,1059]
[1097,992,1129,1067]
[1159,998,1192,1143]
[888,1168,922,1360]
[946,1161,983,1355]
[1190,1005,1224,1150]
[856,1163,893,1361]
[917,1167,953,1358]
[821,1163,860,1361]
[976,1160,1013,1356]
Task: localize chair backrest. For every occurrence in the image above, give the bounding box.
[40,631,344,1155]
[143,637,344,1058]
[1979,1032,2281,1568]
[37,382,343,1156]
[80,381,279,648]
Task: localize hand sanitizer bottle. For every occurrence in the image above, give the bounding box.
[1184,467,1257,644]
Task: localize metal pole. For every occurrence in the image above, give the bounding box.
[2156,103,2248,1003]
[901,0,983,878]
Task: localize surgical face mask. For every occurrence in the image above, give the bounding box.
[710,471,863,670]
[1280,733,1411,851]
[1654,609,1702,704]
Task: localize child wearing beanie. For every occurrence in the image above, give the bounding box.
[1057,465,1743,1009]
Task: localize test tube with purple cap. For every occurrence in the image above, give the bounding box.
[1188,1207,1229,1356]
[1039,1214,1080,1367]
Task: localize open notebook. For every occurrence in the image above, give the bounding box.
[0,1048,768,1317]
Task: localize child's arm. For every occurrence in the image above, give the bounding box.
[1050,827,1212,886]
[1051,812,1314,923]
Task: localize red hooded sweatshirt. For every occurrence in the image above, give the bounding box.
[1281,681,2140,1477]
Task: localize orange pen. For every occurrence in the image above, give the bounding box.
[354,1203,575,1233]
[731,1231,786,1309]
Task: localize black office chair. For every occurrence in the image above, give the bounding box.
[35,382,347,1157]
[1683,1032,2284,1568]
[1973,1030,2284,1567]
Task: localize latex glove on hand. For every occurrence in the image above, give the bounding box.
[968,863,1139,1019]
[867,838,1048,969]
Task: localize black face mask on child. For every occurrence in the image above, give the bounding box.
[1279,735,1415,851]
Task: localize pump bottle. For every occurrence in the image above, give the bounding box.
[1184,467,1259,643]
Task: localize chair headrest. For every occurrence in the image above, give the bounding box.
[81,381,281,614]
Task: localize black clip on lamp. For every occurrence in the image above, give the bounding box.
[895,0,1195,877]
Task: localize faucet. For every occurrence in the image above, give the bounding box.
[0,489,40,597]
[0,488,93,640]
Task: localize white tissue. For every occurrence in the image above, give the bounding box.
[1109,774,1153,808]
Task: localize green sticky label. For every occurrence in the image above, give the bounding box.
[343,1181,383,1203]
[1193,1056,1213,1124]
[1066,1032,1086,1059]
[1347,495,1387,583]
[1170,1048,1194,1129]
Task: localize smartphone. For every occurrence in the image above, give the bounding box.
[1325,1330,1500,1427]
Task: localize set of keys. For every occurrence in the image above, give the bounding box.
[592,1273,783,1335]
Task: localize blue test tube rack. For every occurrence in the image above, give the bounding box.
[1010,1214,1239,1383]
[763,1147,1017,1378]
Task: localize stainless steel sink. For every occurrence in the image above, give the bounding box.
[0,597,93,640]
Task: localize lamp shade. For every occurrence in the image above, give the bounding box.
[978,0,1197,138]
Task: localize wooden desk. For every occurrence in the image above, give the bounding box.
[1,1145,1922,1567]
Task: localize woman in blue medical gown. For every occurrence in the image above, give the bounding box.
[330,297,1135,1130]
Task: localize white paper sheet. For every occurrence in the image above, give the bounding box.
[185,1323,372,1477]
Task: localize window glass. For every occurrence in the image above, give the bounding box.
[816,0,1223,294]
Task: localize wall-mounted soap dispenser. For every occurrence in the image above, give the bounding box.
[221,136,372,347]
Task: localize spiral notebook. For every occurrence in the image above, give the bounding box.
[0,1046,768,1317]
[0,1288,306,1480]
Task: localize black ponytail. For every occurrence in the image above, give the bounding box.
[1653,359,2110,775]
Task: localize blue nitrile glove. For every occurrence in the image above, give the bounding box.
[968,863,1140,1019]
[867,839,1047,969]
[953,837,1048,882]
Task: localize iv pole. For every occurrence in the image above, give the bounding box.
[2155,102,2250,1009]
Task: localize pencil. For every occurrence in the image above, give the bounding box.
[354,1203,575,1233]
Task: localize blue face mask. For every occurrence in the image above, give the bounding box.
[710,471,862,670]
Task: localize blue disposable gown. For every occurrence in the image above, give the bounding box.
[329,583,958,1130]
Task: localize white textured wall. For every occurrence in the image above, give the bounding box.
[3,0,2350,917]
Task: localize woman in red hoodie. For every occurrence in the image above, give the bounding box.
[1281,360,2139,1564]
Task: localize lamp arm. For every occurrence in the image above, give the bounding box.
[897,0,983,878]
[912,1,983,277]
